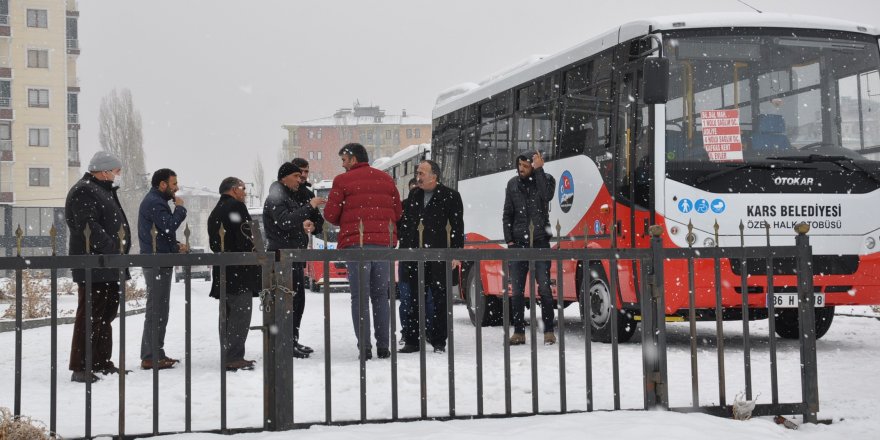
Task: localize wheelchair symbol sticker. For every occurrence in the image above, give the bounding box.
[694,199,709,214]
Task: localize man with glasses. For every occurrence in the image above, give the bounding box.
[65,151,131,383]
[207,177,260,371]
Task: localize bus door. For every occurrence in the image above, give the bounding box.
[613,55,655,305]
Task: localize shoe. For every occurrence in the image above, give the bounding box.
[141,357,178,370]
[71,371,100,383]
[509,333,526,345]
[399,344,419,353]
[544,332,557,345]
[294,342,314,354]
[359,349,372,361]
[432,344,446,353]
[226,359,256,371]
[292,345,311,359]
[97,364,131,375]
[377,348,391,359]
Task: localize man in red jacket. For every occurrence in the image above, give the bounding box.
[324,143,402,360]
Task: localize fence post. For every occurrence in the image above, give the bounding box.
[265,252,295,430]
[794,222,819,423]
[642,225,668,409]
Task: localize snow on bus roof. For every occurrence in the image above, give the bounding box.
[374,143,431,171]
[433,13,878,118]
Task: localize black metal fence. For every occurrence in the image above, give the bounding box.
[1,221,820,439]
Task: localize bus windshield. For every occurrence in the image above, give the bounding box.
[664,29,880,187]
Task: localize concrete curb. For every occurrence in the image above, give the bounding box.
[0,307,145,333]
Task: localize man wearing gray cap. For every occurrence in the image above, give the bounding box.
[65,150,131,383]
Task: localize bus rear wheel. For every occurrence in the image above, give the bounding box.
[773,306,835,340]
[577,265,636,343]
[464,263,503,326]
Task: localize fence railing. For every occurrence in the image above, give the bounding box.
[1,221,821,438]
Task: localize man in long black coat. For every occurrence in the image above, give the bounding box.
[65,151,131,383]
[208,177,261,371]
[397,160,464,353]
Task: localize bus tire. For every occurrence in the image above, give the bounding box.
[577,263,637,344]
[774,306,835,340]
[464,263,503,327]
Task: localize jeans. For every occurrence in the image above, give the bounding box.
[398,274,435,345]
[346,245,390,350]
[509,242,554,334]
[140,267,174,361]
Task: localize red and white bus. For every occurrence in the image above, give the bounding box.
[431,13,880,341]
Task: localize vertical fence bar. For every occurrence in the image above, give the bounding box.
[359,258,368,422]
[765,224,779,405]
[609,245,621,410]
[794,223,819,423]
[323,227,332,423]
[417,256,427,418]
[474,259,484,416]
[50,267,58,434]
[84,267,93,439]
[687,227,699,407]
[502,258,512,415]
[739,221,752,400]
[13,227,22,418]
[651,226,669,409]
[389,221,399,420]
[445,234,456,416]
[528,226,539,415]
[150,226,160,435]
[713,220,726,407]
[555,221,566,413]
[118,262,128,438]
[583,258,593,412]
[184,227,193,433]
[219,261,227,433]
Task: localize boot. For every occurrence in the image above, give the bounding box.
[292,344,311,359]
[544,332,557,345]
[509,333,526,345]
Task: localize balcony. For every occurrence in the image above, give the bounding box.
[0,181,12,203]
[67,39,80,55]
[68,145,80,167]
[0,15,8,25]
[68,113,79,124]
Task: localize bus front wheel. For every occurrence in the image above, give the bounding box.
[774,306,835,340]
[464,263,503,326]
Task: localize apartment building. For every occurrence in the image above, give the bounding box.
[0,0,81,257]
[281,103,431,182]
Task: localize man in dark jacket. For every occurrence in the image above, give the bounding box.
[208,177,260,371]
[502,150,557,346]
[324,143,402,360]
[65,151,131,383]
[138,168,187,370]
[397,160,464,353]
[291,157,324,237]
[263,162,325,358]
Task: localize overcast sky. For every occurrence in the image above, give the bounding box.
[76,0,880,194]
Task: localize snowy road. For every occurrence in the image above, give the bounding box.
[2,281,879,439]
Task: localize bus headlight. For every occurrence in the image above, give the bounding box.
[703,237,716,248]
[867,237,877,250]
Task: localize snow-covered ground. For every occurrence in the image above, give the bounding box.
[1,281,879,439]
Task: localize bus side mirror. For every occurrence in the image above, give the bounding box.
[643,57,669,105]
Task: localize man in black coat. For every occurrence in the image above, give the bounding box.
[208,177,261,371]
[65,151,131,383]
[502,150,557,346]
[291,158,324,237]
[397,160,464,353]
[263,162,325,358]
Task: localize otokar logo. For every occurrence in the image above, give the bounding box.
[773,176,814,186]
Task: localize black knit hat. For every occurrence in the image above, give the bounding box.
[277,162,301,180]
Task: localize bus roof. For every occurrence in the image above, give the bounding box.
[312,179,333,190]
[433,13,878,118]
[374,143,431,172]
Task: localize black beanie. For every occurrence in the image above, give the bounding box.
[277,162,301,180]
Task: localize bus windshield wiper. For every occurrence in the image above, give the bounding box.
[695,162,782,184]
[767,154,880,185]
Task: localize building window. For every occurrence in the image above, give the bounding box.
[27,49,49,68]
[385,130,392,140]
[28,89,50,108]
[406,128,413,139]
[0,80,10,108]
[26,9,48,28]
[308,130,315,139]
[316,128,322,139]
[28,168,50,187]
[28,128,49,147]
[317,151,323,160]
[414,128,421,138]
[309,151,314,160]
[11,207,57,236]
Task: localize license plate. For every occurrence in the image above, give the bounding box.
[769,293,826,308]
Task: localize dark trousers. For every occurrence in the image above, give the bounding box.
[140,267,173,361]
[69,281,120,372]
[291,262,306,342]
[423,262,449,347]
[509,243,555,334]
[219,292,253,362]
[398,262,435,346]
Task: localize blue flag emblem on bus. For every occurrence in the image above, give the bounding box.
[558,170,574,213]
[710,198,726,214]
[695,199,709,214]
[678,198,693,213]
